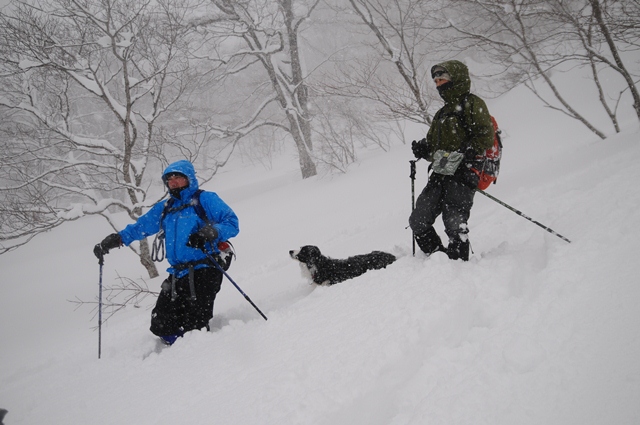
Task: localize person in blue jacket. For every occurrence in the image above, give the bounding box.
[94,160,239,345]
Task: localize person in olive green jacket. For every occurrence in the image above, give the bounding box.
[409,60,494,261]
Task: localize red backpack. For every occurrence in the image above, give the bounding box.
[471,116,502,190]
[445,94,503,191]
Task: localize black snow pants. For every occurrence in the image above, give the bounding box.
[150,266,223,338]
[409,172,476,259]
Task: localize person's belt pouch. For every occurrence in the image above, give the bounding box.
[432,150,464,175]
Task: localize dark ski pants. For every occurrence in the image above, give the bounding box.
[150,266,223,338]
[409,173,475,254]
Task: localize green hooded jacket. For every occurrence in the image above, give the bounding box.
[425,60,494,161]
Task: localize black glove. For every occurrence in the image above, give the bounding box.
[93,233,122,259]
[411,138,429,159]
[464,147,477,161]
[454,162,480,189]
[187,224,219,250]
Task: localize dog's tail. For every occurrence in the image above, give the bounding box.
[371,251,397,269]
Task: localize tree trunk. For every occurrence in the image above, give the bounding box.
[295,134,317,179]
[139,238,159,279]
[589,0,640,122]
[281,0,317,178]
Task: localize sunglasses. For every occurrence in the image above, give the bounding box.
[432,70,448,79]
[165,173,187,180]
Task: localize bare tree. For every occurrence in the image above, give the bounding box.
[448,0,640,138]
[584,0,640,121]
[309,94,397,173]
[70,274,158,326]
[321,0,449,128]
[0,0,223,277]
[189,0,321,179]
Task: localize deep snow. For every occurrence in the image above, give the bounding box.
[1,76,639,425]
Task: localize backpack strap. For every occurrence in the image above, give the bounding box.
[456,93,474,150]
[159,189,207,223]
[190,189,209,222]
[152,190,207,263]
[156,189,236,265]
[432,94,474,152]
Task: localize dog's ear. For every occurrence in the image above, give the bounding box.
[293,246,309,263]
[300,245,322,263]
[311,246,322,257]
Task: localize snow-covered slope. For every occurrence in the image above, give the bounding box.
[1,82,639,425]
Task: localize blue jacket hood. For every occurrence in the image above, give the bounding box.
[162,160,199,201]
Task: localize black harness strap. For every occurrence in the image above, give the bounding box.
[151,190,206,263]
[169,258,217,301]
[152,189,235,301]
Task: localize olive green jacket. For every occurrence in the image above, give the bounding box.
[425,60,494,161]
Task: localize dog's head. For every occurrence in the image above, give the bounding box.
[289,245,322,266]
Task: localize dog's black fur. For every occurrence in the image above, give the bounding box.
[289,245,396,285]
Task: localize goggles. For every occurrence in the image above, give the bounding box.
[165,172,187,181]
[432,70,451,80]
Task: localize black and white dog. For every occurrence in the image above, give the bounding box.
[289,245,396,286]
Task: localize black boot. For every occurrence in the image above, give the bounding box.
[415,227,445,256]
[446,238,470,261]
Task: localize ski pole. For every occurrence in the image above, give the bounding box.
[97,254,104,359]
[204,252,268,321]
[410,159,419,256]
[476,189,571,243]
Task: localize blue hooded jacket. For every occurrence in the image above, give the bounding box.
[119,160,239,277]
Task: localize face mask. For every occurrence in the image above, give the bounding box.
[169,187,184,199]
[436,80,454,96]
